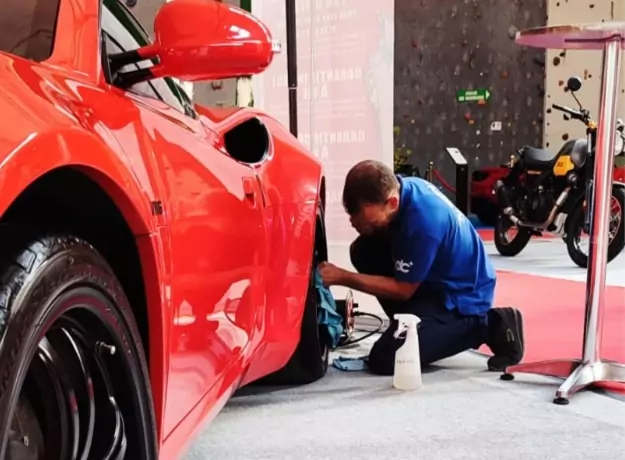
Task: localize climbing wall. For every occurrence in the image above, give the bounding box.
[394,0,547,180]
[543,0,625,150]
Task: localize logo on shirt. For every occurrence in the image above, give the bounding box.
[395,259,413,274]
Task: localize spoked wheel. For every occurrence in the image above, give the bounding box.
[0,233,157,460]
[565,188,625,268]
[493,214,532,257]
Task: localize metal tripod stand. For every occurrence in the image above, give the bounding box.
[500,23,625,405]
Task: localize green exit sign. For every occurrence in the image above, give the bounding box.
[456,88,491,103]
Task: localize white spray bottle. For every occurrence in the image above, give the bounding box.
[393,313,423,391]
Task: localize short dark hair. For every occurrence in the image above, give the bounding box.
[342,160,399,214]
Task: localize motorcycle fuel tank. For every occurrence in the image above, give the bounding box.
[558,138,589,170]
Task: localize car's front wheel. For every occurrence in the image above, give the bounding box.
[259,208,331,385]
[0,233,157,460]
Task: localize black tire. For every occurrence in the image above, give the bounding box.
[565,187,625,268]
[493,214,532,256]
[0,231,158,459]
[259,210,330,385]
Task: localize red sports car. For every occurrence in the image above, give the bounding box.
[0,1,331,458]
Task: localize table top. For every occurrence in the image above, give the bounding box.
[516,22,625,50]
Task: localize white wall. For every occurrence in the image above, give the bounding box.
[252,0,395,314]
[543,0,625,149]
[251,0,395,243]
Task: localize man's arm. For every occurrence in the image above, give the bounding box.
[340,271,419,302]
[319,230,442,301]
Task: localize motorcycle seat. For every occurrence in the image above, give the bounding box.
[522,146,558,167]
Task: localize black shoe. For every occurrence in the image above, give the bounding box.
[486,307,525,371]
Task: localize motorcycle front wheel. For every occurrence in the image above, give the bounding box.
[493,214,532,256]
[565,187,625,268]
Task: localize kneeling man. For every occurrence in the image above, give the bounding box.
[319,160,524,373]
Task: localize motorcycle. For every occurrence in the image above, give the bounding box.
[492,76,625,268]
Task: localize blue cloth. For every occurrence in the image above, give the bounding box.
[332,356,368,372]
[314,268,344,348]
[390,176,496,316]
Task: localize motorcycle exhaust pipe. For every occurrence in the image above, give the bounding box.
[516,186,572,230]
[494,180,522,225]
[494,180,513,209]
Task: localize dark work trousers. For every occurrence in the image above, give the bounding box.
[350,233,490,375]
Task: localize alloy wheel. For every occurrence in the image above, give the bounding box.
[7,301,141,460]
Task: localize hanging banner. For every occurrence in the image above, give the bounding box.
[252,0,395,246]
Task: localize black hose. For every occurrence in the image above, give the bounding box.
[336,311,385,348]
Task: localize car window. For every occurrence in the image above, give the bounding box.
[101,0,195,117]
[0,0,61,62]
[104,32,161,100]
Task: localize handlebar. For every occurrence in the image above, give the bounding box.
[552,103,585,121]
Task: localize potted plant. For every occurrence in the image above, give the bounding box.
[394,126,421,177]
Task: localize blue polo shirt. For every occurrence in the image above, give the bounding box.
[390,176,496,316]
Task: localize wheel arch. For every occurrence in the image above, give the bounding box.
[319,175,327,213]
[314,193,328,263]
[0,131,168,441]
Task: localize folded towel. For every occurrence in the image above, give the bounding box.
[314,268,344,349]
[332,356,369,372]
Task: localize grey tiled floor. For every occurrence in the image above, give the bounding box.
[183,347,625,460]
[181,240,624,459]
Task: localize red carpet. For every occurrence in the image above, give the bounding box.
[482,271,625,393]
[477,229,494,241]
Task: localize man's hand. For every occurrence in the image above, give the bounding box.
[317,261,419,301]
[318,261,349,287]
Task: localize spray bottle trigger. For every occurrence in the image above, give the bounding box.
[393,314,421,339]
[393,323,407,339]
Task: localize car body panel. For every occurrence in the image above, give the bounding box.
[0,55,159,235]
[0,0,324,458]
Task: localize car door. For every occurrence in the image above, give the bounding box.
[100,0,267,437]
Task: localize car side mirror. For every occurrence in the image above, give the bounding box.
[111,0,279,87]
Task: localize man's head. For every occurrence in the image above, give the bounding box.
[342,160,401,235]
